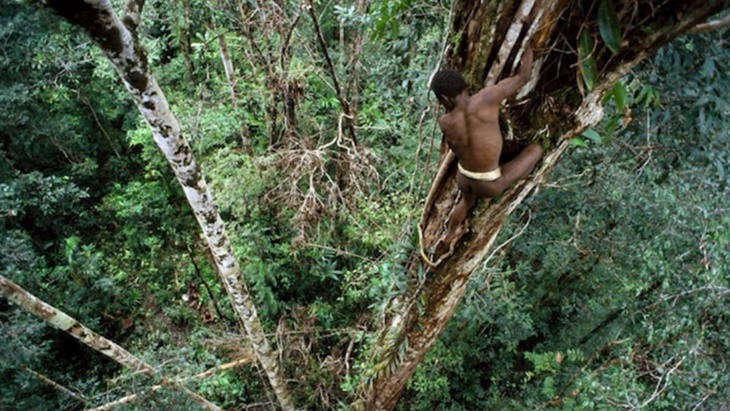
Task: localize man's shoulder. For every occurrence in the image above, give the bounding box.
[438,109,464,126]
[436,113,449,130]
[469,87,501,107]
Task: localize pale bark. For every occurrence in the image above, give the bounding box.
[0,275,221,411]
[689,14,730,34]
[87,358,254,411]
[87,390,162,411]
[38,1,294,409]
[218,33,238,103]
[484,0,537,86]
[217,32,252,154]
[23,366,87,404]
[359,0,729,409]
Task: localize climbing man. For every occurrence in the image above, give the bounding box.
[430,47,543,256]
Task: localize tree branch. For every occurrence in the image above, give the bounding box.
[23,366,87,404]
[87,357,254,411]
[87,387,163,411]
[280,8,303,71]
[306,0,358,146]
[186,243,225,321]
[0,275,222,411]
[688,14,730,34]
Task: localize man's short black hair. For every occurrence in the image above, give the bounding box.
[430,70,467,98]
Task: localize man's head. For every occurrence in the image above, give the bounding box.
[430,70,467,109]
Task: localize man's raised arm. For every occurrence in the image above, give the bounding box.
[487,47,534,101]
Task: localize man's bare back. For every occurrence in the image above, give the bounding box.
[429,47,543,257]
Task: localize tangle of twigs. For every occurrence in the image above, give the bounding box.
[264,119,380,239]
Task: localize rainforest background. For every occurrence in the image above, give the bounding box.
[1,0,729,410]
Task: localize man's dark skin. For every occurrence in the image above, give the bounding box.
[431,48,543,255]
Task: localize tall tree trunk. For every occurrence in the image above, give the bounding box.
[358,0,728,409]
[216,31,253,154]
[307,0,358,146]
[179,0,196,85]
[37,1,294,410]
[0,275,221,411]
[345,0,367,121]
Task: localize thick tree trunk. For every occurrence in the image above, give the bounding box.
[359,0,728,409]
[38,1,294,410]
[0,275,221,411]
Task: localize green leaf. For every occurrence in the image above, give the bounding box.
[570,137,587,147]
[635,84,650,105]
[603,114,621,142]
[612,80,627,111]
[598,0,621,54]
[581,128,602,143]
[635,84,661,108]
[578,29,597,91]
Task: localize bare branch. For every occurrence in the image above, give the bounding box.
[688,14,730,34]
[23,367,87,404]
[305,0,358,146]
[181,357,254,382]
[78,92,120,158]
[87,387,163,411]
[0,275,222,411]
[88,357,254,411]
[280,8,303,71]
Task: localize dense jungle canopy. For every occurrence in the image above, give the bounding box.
[1,0,729,410]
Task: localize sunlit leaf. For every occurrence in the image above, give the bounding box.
[612,80,626,111]
[599,114,621,143]
[635,84,661,108]
[578,29,597,91]
[598,0,621,54]
[581,128,602,143]
[570,137,587,147]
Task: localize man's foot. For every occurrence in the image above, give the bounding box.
[433,224,468,262]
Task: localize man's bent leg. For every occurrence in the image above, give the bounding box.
[497,143,543,191]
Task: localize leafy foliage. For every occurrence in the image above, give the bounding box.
[1,0,728,410]
[597,0,621,55]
